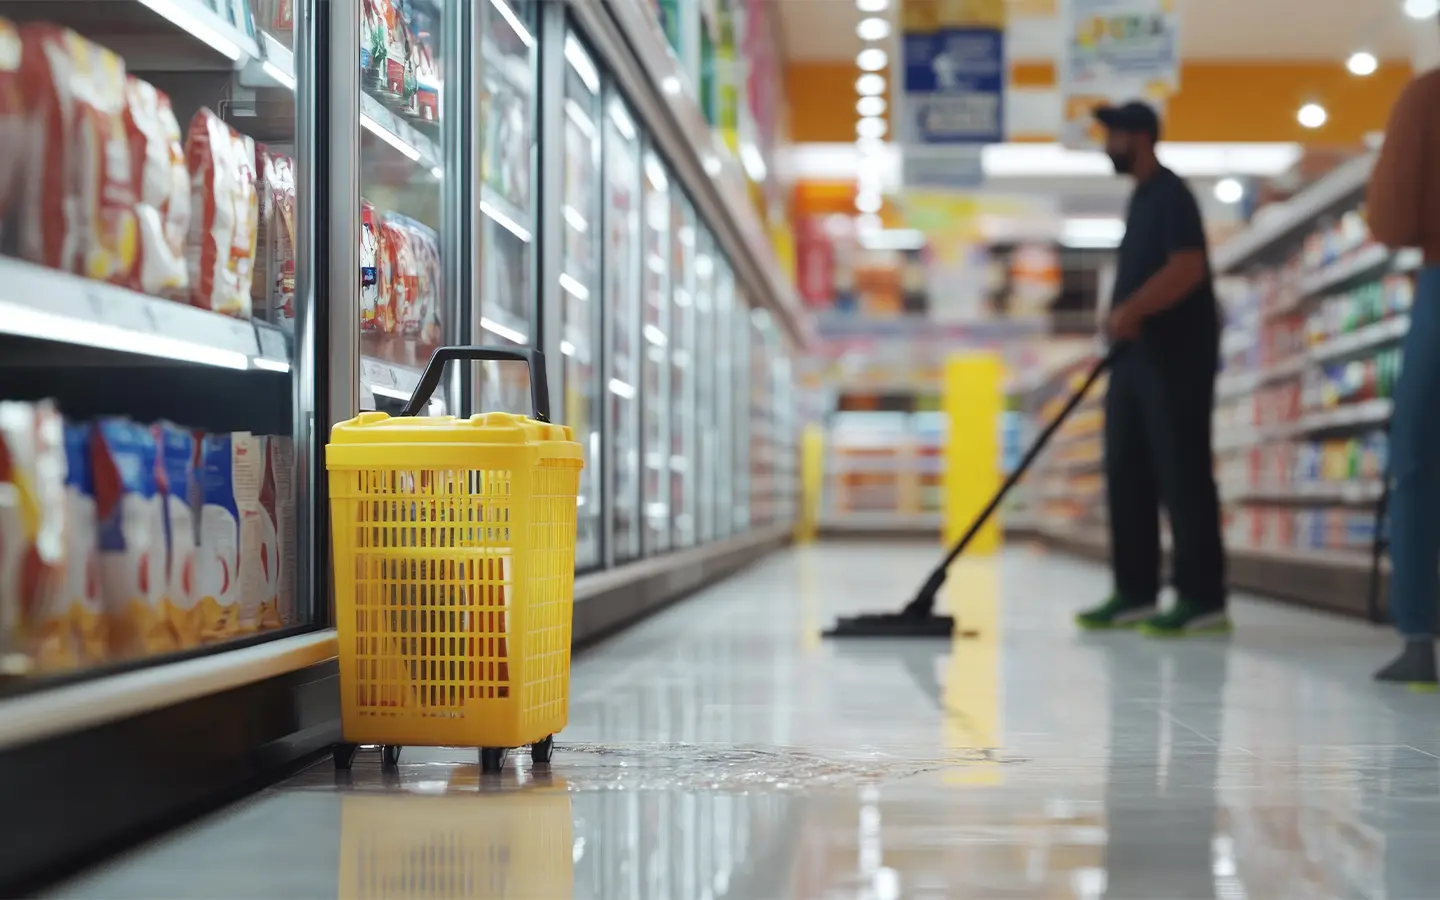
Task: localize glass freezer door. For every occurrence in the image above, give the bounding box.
[559,31,603,570]
[669,196,696,549]
[604,99,643,565]
[641,152,672,556]
[713,255,736,538]
[478,0,538,414]
[692,228,717,545]
[356,0,457,416]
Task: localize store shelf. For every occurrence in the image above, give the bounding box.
[0,258,290,371]
[1295,243,1393,300]
[1230,480,1385,505]
[1309,315,1408,363]
[1294,398,1392,435]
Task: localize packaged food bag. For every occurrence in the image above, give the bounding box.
[156,424,203,648]
[253,149,296,329]
[93,418,172,659]
[0,18,24,228]
[124,76,190,298]
[360,200,380,331]
[19,25,139,282]
[378,213,415,334]
[196,432,257,641]
[56,422,105,667]
[399,215,440,337]
[185,107,258,317]
[0,402,66,676]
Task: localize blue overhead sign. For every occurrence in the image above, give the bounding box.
[902,27,1005,145]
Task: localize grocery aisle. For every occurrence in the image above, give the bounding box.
[49,543,1440,899]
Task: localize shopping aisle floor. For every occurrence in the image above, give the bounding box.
[49,544,1440,899]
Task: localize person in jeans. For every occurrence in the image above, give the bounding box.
[1074,102,1229,637]
[1367,35,1440,686]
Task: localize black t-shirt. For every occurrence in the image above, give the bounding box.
[1112,166,1219,349]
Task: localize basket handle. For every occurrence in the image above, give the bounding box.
[401,346,551,421]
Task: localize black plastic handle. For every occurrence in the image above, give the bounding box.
[400,346,550,421]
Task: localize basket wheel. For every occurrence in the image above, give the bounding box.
[480,747,507,774]
[381,745,402,768]
[333,743,359,770]
[531,735,555,765]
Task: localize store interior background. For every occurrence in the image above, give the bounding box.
[0,0,1438,892]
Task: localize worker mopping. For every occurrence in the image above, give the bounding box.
[827,100,1230,641]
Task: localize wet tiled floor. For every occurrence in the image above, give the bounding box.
[50,544,1440,899]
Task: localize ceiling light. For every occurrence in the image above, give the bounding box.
[857,96,887,117]
[857,0,889,11]
[1404,0,1439,18]
[855,137,885,157]
[857,48,888,72]
[856,73,886,96]
[1346,51,1378,76]
[1297,102,1327,129]
[1213,177,1244,204]
[855,192,882,213]
[857,17,890,41]
[856,213,883,233]
[856,116,887,139]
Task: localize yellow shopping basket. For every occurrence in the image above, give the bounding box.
[326,347,583,774]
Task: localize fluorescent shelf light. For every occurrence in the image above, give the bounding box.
[479,316,529,344]
[1,301,249,369]
[859,228,925,251]
[695,254,714,278]
[563,204,589,232]
[608,100,637,141]
[560,340,576,356]
[369,385,412,401]
[361,114,421,161]
[480,199,532,242]
[251,357,291,373]
[262,60,295,90]
[740,143,768,182]
[645,153,669,190]
[608,378,637,399]
[488,0,535,47]
[139,0,243,60]
[643,324,668,346]
[559,272,590,300]
[564,98,597,140]
[564,34,600,93]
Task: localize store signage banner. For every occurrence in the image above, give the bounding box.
[900,0,1006,145]
[1058,0,1180,148]
[903,150,985,189]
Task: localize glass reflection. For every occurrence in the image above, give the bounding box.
[641,153,671,555]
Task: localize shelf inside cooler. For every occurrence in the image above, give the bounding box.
[5,0,263,72]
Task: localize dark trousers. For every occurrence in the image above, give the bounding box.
[1104,341,1226,608]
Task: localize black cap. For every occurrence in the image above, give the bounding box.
[1094,101,1161,141]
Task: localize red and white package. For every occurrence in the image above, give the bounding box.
[185,107,257,317]
[360,200,380,331]
[402,217,440,337]
[19,25,139,283]
[253,149,296,329]
[0,18,24,228]
[124,76,189,299]
[378,214,419,335]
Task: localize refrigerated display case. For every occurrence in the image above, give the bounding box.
[604,97,644,566]
[713,254,737,538]
[670,195,697,549]
[560,29,604,571]
[732,284,753,533]
[694,227,719,544]
[478,0,538,414]
[642,151,673,555]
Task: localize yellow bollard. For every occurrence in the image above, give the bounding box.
[942,353,1004,554]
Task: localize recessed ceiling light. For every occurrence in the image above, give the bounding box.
[1404,0,1439,19]
[857,48,888,72]
[857,17,890,41]
[857,0,889,11]
[1346,51,1378,76]
[855,137,885,156]
[856,73,886,96]
[857,95,887,117]
[1213,177,1244,204]
[857,116,888,139]
[1297,102,1327,129]
[855,192,882,214]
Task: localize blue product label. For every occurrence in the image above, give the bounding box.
[64,422,93,494]
[201,434,239,518]
[94,419,159,552]
[159,424,196,501]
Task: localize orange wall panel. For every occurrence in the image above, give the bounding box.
[786,60,1411,145]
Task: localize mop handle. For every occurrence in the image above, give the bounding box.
[936,347,1118,571]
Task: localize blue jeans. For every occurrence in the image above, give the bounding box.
[1388,265,1440,637]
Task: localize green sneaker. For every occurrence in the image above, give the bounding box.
[1139,601,1231,638]
[1075,595,1157,631]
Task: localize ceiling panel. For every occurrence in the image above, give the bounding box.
[776,0,1420,63]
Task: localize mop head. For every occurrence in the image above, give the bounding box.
[822,613,957,639]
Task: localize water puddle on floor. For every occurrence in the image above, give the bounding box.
[297,742,1026,795]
